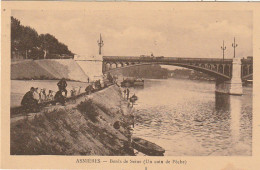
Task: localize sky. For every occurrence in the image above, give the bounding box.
[12,10,252,59]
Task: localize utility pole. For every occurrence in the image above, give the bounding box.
[232,37,238,58]
[221,40,226,61]
[97,34,104,55]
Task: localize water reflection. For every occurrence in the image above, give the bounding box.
[215,92,230,111]
[215,92,242,152]
[132,79,252,156]
[229,96,241,147]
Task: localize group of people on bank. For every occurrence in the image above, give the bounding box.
[123,88,138,107]
[20,75,135,113]
[21,78,69,111]
[20,78,109,112]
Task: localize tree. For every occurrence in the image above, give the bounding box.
[11,17,74,60]
[11,17,22,58]
[20,26,39,59]
[39,34,50,59]
[39,34,73,59]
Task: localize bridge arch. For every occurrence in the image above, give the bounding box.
[103,62,231,80]
[110,62,117,69]
[105,63,111,70]
[118,62,124,68]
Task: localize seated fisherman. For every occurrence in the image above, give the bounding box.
[39,88,47,103]
[21,87,39,112]
[47,90,54,101]
[54,90,66,106]
[85,84,94,95]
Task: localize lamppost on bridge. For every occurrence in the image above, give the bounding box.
[221,40,226,61]
[97,33,104,55]
[232,37,238,58]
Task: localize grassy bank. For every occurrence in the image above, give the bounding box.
[11,85,134,155]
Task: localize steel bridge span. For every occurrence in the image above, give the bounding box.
[102,56,253,95]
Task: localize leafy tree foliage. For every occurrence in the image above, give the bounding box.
[11,16,73,60]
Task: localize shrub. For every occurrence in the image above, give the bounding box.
[77,100,99,123]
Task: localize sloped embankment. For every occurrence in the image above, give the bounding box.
[11,59,89,82]
[11,85,134,155]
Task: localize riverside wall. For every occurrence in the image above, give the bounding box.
[11,59,89,82]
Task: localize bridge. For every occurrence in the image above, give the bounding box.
[102,56,253,95]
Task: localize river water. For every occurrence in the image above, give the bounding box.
[130,79,252,156]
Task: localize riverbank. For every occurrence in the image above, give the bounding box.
[11,85,135,155]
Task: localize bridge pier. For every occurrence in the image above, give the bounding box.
[230,58,243,95]
[76,55,103,81]
[215,58,243,95]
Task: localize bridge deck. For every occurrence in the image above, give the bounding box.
[104,56,252,64]
[103,56,234,63]
[103,56,252,80]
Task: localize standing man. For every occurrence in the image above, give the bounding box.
[57,78,67,97]
[123,89,126,99]
[126,88,130,100]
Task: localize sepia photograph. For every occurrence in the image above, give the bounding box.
[8,8,253,157]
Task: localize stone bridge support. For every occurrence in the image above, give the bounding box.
[215,58,243,95]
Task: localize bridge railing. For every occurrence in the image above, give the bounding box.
[103,56,233,64]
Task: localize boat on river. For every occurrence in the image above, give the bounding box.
[131,137,165,156]
[121,78,144,87]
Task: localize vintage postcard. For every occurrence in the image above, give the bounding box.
[1,1,260,170]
